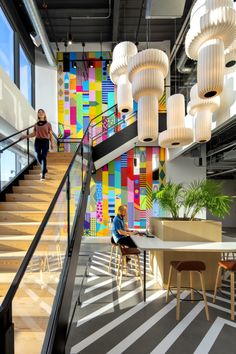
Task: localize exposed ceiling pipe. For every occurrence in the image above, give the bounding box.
[22,0,56,67]
[71,0,111,20]
[170,0,197,65]
[177,50,193,73]
[208,168,236,178]
[207,142,236,157]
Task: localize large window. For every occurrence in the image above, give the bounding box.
[20,45,32,104]
[0,8,14,80]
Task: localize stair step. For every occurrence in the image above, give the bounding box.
[0,250,63,269]
[0,235,67,251]
[29,169,65,175]
[19,180,61,186]
[33,165,68,171]
[0,272,61,297]
[0,211,66,222]
[47,152,73,159]
[24,174,63,180]
[0,222,66,235]
[0,202,50,211]
[14,332,44,354]
[6,193,54,202]
[12,186,57,194]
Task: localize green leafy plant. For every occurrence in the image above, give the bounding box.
[152,179,232,221]
[152,182,183,220]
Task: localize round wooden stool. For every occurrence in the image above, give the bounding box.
[166,260,209,321]
[213,260,236,321]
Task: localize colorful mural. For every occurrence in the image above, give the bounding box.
[57,51,115,144]
[84,147,166,236]
[57,51,166,236]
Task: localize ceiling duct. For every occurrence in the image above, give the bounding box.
[22,0,56,67]
[177,50,194,74]
[146,0,186,19]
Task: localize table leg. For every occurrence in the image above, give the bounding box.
[144,250,146,302]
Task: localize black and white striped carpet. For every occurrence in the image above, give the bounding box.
[67,248,236,354]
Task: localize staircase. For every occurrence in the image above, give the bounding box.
[0,152,73,354]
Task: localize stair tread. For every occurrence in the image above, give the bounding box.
[0,221,65,225]
[0,211,64,214]
[0,250,63,257]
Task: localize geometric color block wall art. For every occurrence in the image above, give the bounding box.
[84,146,166,236]
[57,51,114,145]
[57,51,167,236]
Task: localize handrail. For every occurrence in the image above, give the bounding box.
[0,141,85,312]
[0,137,27,153]
[92,111,137,141]
[0,103,117,312]
[90,108,117,129]
[0,125,35,143]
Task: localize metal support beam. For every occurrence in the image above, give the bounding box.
[22,0,56,67]
[112,0,120,44]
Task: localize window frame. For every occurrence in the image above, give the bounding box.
[0,4,35,108]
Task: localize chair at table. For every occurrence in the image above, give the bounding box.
[213,260,236,321]
[108,236,119,272]
[116,244,142,290]
[166,260,209,321]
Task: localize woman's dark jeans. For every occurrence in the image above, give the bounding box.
[34,138,49,176]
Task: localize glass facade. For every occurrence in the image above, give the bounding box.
[20,45,32,103]
[0,7,14,80]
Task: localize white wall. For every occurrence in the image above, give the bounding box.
[35,49,58,134]
[206,179,236,228]
[166,155,207,218]
[0,66,36,134]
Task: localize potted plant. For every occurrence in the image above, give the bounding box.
[152,179,232,221]
[150,179,232,289]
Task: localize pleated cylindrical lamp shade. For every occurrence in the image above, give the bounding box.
[117,74,133,113]
[159,94,193,148]
[198,39,225,98]
[185,0,236,99]
[110,41,137,114]
[128,48,169,142]
[167,93,185,127]
[195,110,212,143]
[225,40,236,73]
[138,96,158,142]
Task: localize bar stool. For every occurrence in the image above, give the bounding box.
[166,260,209,321]
[116,245,142,290]
[108,237,119,272]
[213,260,236,321]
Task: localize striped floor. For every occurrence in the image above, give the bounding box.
[66,244,236,354]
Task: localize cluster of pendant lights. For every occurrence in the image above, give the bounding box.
[110,0,236,147]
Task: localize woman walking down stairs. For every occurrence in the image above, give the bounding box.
[0,152,73,354]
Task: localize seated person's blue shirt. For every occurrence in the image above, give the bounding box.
[112,214,125,243]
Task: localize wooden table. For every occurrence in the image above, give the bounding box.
[131,235,236,301]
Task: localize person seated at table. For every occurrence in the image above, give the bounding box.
[112,205,137,248]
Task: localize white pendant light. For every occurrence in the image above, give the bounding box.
[185,0,236,98]
[159,94,193,148]
[138,96,158,142]
[198,38,224,98]
[110,41,137,114]
[188,83,220,143]
[225,39,236,73]
[128,48,169,142]
[195,110,212,143]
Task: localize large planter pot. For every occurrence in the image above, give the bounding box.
[149,218,222,290]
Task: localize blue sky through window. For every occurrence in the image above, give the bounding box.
[0,7,14,80]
